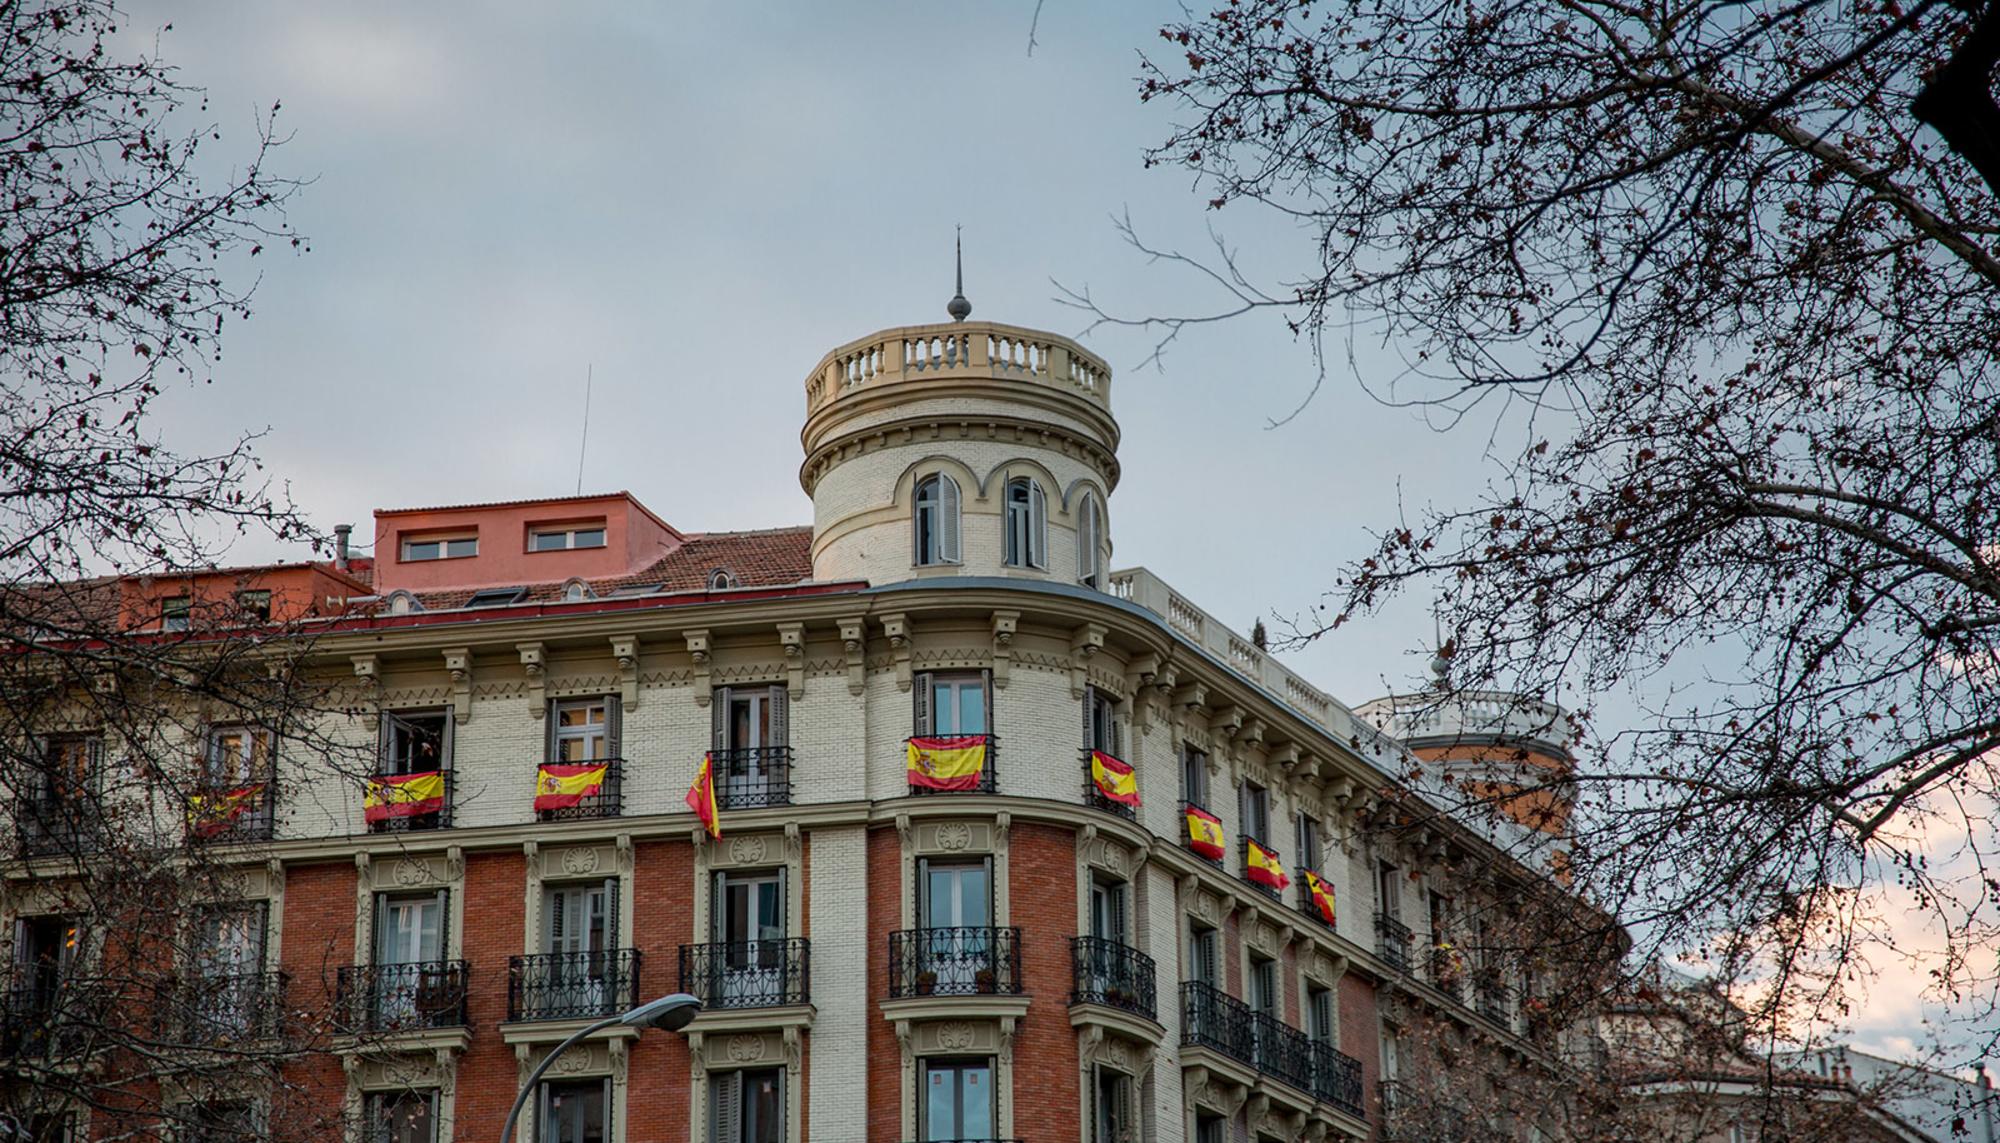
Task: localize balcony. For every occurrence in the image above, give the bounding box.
[1181,982,1367,1122]
[1082,749,1136,820]
[712,746,793,810]
[534,759,623,822]
[1240,836,1285,900]
[507,949,641,1022]
[888,927,1021,997]
[679,939,810,1009]
[1182,801,1224,868]
[906,735,998,795]
[365,770,453,834]
[185,782,276,843]
[15,795,98,858]
[335,960,470,1034]
[1069,936,1156,1021]
[1311,1040,1367,1119]
[1181,980,1256,1065]
[1428,946,1467,1001]
[1375,914,1413,973]
[0,965,102,1057]
[1476,976,1513,1028]
[156,970,288,1043]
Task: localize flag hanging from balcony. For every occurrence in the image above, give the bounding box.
[534,762,608,811]
[1089,750,1140,807]
[1246,839,1291,891]
[1184,804,1226,860]
[187,783,263,838]
[364,771,445,823]
[685,753,721,839]
[906,735,987,791]
[1304,870,1337,925]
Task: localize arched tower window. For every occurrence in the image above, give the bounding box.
[913,473,961,566]
[1003,477,1047,569]
[1077,494,1104,589]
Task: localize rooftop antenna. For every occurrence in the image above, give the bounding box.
[575,364,592,496]
[947,226,972,322]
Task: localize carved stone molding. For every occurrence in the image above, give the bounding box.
[838,616,867,695]
[989,610,1018,689]
[518,643,547,718]
[441,648,472,721]
[686,630,712,704]
[610,635,640,710]
[882,613,913,692]
[351,654,380,692]
[1067,623,1106,699]
[777,622,806,699]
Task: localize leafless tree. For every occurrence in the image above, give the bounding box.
[1076,0,2000,1067]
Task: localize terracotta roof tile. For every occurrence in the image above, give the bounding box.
[407,526,814,611]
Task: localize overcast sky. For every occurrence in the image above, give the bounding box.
[128,1,1949,1064]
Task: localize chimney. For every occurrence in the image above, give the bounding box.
[333,524,353,572]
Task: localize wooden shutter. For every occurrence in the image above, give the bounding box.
[606,695,623,760]
[767,685,788,750]
[1029,481,1047,567]
[712,687,732,752]
[1079,496,1100,585]
[981,670,995,736]
[939,475,961,563]
[711,1069,742,1143]
[1082,686,1097,750]
[1110,707,1122,757]
[604,877,620,948]
[913,674,934,736]
[544,700,560,764]
[434,888,450,961]
[547,887,565,954]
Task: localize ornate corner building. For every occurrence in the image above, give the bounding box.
[2,310,1588,1143]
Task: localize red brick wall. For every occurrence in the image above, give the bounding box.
[1007,823,1080,1143]
[1339,973,1383,1126]
[448,850,525,1141]
[865,826,901,1142]
[625,838,698,1143]
[277,860,357,1137]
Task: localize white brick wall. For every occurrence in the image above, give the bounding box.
[806,825,868,1141]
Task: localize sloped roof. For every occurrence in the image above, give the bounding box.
[408,526,814,610]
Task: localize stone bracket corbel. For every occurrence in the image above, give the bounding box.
[686,630,712,705]
[351,654,380,696]
[442,648,472,722]
[838,616,866,696]
[1238,716,1267,749]
[882,613,912,692]
[610,635,640,710]
[989,610,1018,689]
[1125,652,1160,732]
[688,1030,708,1078]
[1215,703,1246,741]
[777,622,806,700]
[518,643,546,718]
[1068,623,1106,699]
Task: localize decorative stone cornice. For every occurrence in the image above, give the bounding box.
[838,616,867,695]
[989,610,1018,689]
[1068,622,1106,699]
[685,630,712,705]
[609,635,639,709]
[881,613,912,692]
[441,648,472,721]
[776,622,806,700]
[517,643,546,718]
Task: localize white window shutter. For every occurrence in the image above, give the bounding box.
[712,1070,743,1143]
[1078,496,1101,586]
[1030,481,1047,567]
[768,685,789,750]
[712,687,731,753]
[913,673,934,736]
[939,475,961,563]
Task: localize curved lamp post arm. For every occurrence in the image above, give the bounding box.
[499,1014,621,1143]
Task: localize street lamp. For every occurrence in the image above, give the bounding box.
[499,993,702,1143]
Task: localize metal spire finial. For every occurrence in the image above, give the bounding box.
[947,226,972,322]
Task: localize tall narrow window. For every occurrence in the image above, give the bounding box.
[539,1079,608,1143]
[205,726,272,789]
[161,595,192,632]
[1003,477,1046,568]
[1297,814,1322,870]
[712,685,790,809]
[1077,493,1104,588]
[1084,686,1121,755]
[550,697,617,762]
[913,474,962,566]
[713,869,786,1004]
[1309,984,1336,1044]
[1093,1067,1134,1143]
[1378,861,1402,916]
[542,879,619,1017]
[915,671,990,736]
[381,710,450,775]
[921,1059,994,1142]
[1249,956,1277,1015]
[1187,924,1218,986]
[1240,780,1271,842]
[365,1090,437,1143]
[1180,744,1208,808]
[711,1068,784,1143]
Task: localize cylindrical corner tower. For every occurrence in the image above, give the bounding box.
[1355,690,1578,838]
[800,320,1120,587]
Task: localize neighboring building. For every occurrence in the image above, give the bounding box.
[1784,1045,1999,1143]
[3,305,1601,1143]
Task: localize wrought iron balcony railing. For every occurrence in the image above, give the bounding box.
[335,960,469,1033]
[1240,835,1285,900]
[1476,977,1513,1027]
[15,794,99,858]
[0,965,104,1057]
[712,746,793,809]
[1069,936,1156,1020]
[1311,1040,1367,1120]
[905,735,999,795]
[365,770,454,833]
[508,949,641,1022]
[535,759,624,822]
[185,781,276,843]
[1375,913,1413,973]
[888,927,1021,997]
[1250,1010,1316,1093]
[1181,980,1256,1065]
[1428,945,1467,1000]
[156,970,288,1043]
[1081,749,1136,819]
[679,938,810,1009]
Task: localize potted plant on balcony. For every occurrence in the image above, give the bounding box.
[973,967,997,993]
[914,970,937,995]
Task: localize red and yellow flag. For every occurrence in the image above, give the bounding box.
[1246,839,1291,891]
[188,783,264,838]
[685,753,721,839]
[1304,870,1337,926]
[1184,804,1226,860]
[906,735,987,791]
[364,771,445,823]
[1089,750,1140,807]
[534,762,608,811]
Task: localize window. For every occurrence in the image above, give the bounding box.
[1002,477,1047,568]
[191,903,269,1036]
[235,590,272,622]
[711,1068,783,1143]
[1309,984,1335,1044]
[400,535,476,562]
[1240,780,1270,842]
[921,1059,994,1142]
[1093,1067,1134,1143]
[8,1115,73,1143]
[1089,875,1128,944]
[539,1079,608,1143]
[375,893,445,966]
[550,698,617,762]
[1297,814,1322,871]
[1195,1115,1226,1143]
[1429,891,1454,949]
[711,685,789,808]
[1187,924,1218,986]
[539,879,619,1017]
[605,583,661,597]
[182,1100,261,1143]
[707,568,739,590]
[712,869,785,1003]
[13,916,82,1029]
[562,579,592,602]
[1077,493,1104,588]
[916,671,989,736]
[530,525,606,551]
[1180,744,1208,808]
[381,710,450,775]
[35,735,96,801]
[912,474,961,566]
[464,586,527,608]
[364,1090,437,1143]
[1249,956,1277,1015]
[371,891,448,1028]
[204,726,272,795]
[1378,861,1402,916]
[161,596,192,632]
[384,591,423,615]
[1084,686,1120,755]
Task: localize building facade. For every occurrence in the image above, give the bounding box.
[2,312,1584,1143]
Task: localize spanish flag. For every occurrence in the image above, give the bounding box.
[1089,751,1140,807]
[1185,804,1226,860]
[685,753,721,839]
[1304,870,1337,926]
[364,771,446,823]
[907,735,987,791]
[534,762,608,811]
[188,783,264,838]
[1246,839,1291,891]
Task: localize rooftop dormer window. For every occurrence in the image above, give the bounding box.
[529,523,606,552]
[161,596,191,632]
[464,586,527,608]
[913,474,961,567]
[562,579,592,602]
[402,534,477,562]
[707,568,739,590]
[384,591,423,616]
